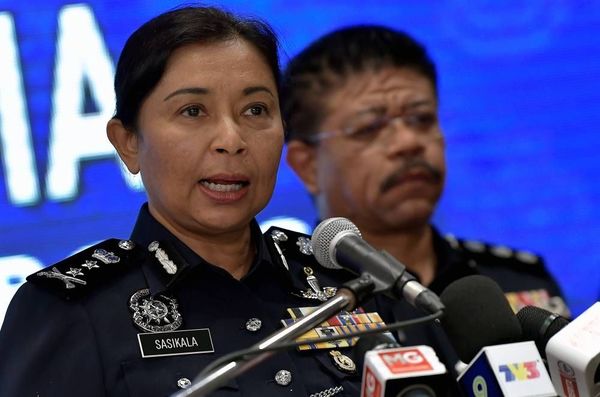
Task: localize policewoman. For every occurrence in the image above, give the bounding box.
[0,6,386,397]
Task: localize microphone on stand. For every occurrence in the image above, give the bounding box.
[311,217,444,315]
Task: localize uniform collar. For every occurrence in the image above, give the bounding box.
[130,203,273,295]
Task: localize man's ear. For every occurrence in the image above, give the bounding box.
[286,140,319,195]
[106,118,140,174]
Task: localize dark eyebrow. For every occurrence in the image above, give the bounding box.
[404,99,436,110]
[163,87,209,101]
[243,86,274,98]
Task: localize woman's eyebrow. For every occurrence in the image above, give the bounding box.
[163,87,209,101]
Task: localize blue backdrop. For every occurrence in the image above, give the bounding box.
[0,0,598,325]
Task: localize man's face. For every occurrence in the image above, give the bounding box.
[287,67,446,235]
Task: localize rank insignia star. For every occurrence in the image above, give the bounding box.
[66,268,84,277]
[81,260,99,270]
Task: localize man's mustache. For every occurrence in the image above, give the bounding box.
[380,158,443,193]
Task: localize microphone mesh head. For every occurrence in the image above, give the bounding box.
[311,217,361,269]
[516,305,569,359]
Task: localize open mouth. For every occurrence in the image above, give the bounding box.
[199,180,248,192]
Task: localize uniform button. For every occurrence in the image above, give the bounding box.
[270,229,288,243]
[177,377,192,389]
[274,369,292,386]
[118,239,135,250]
[245,318,262,332]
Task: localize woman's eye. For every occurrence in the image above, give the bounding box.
[244,105,268,116]
[181,106,202,117]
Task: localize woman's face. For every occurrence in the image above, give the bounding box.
[131,39,283,237]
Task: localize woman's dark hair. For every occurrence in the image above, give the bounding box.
[113,6,280,129]
[281,25,437,143]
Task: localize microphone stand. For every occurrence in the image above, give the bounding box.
[171,276,374,397]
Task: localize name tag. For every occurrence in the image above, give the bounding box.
[138,328,214,358]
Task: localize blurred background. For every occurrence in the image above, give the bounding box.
[0,0,598,325]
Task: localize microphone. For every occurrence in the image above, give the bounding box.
[440,275,556,396]
[311,217,444,314]
[440,275,522,364]
[518,303,600,397]
[357,334,449,397]
[516,305,570,360]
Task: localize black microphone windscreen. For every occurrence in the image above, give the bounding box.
[516,305,570,359]
[439,275,522,363]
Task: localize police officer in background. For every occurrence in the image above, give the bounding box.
[0,8,393,396]
[283,25,570,370]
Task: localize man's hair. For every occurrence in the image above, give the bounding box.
[113,6,280,130]
[281,25,437,143]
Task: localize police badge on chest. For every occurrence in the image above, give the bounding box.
[129,288,214,358]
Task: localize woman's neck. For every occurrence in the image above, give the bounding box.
[155,216,256,280]
[184,230,255,280]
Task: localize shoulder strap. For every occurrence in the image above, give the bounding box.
[27,239,144,300]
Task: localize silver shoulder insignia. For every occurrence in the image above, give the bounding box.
[81,260,99,270]
[38,266,87,289]
[118,240,135,250]
[129,288,183,332]
[92,249,121,264]
[463,240,486,253]
[515,250,538,264]
[65,268,84,277]
[490,245,513,258]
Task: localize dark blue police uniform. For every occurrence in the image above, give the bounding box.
[0,204,382,397]
[0,206,567,397]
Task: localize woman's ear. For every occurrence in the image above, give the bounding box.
[286,140,319,195]
[106,118,140,174]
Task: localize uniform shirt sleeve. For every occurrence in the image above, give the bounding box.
[0,282,106,397]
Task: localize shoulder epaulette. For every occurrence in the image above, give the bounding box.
[27,238,144,300]
[447,235,547,274]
